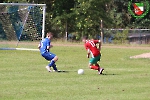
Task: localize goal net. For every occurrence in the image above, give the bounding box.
[0,3,46,50]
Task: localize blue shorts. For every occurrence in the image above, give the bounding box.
[41,52,56,61]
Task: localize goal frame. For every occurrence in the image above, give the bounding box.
[0,3,46,39]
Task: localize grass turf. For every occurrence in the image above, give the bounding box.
[0,43,150,100]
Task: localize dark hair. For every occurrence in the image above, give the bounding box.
[47,32,53,35]
[82,36,88,40]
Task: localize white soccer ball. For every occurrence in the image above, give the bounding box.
[78,69,84,75]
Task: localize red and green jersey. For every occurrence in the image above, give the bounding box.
[84,40,100,57]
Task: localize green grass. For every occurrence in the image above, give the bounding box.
[0,43,150,100]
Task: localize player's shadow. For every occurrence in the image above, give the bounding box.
[57,70,70,73]
[56,70,118,75]
[57,70,78,73]
[102,73,118,75]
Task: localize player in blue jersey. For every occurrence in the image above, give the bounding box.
[38,32,58,72]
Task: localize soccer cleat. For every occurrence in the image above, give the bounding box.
[53,70,62,72]
[46,66,51,72]
[53,70,58,72]
[98,68,104,75]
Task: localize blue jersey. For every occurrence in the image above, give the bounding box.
[39,38,51,54]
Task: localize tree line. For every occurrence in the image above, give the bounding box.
[1,0,150,40]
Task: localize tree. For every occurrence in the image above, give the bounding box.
[106,0,150,28]
[1,0,149,41]
[49,0,75,38]
[71,0,113,38]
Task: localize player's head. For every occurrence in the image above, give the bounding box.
[46,32,53,39]
[82,36,88,43]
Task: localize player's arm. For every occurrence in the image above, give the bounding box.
[46,45,50,52]
[94,40,101,51]
[87,49,90,58]
[50,44,53,48]
[46,40,53,52]
[98,40,101,51]
[85,44,90,58]
[47,45,53,52]
[47,45,50,49]
[47,44,53,49]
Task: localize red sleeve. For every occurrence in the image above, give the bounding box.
[84,43,88,50]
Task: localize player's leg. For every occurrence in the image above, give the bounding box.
[52,63,58,71]
[42,52,58,72]
[95,62,104,74]
[47,53,58,71]
[95,55,104,74]
[89,57,99,70]
[42,52,52,72]
[89,55,104,74]
[89,63,99,70]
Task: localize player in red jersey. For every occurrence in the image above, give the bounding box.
[82,36,104,74]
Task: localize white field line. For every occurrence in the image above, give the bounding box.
[16,48,39,51]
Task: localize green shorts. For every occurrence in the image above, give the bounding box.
[89,55,101,64]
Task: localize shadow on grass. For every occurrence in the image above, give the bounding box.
[102,73,118,75]
[56,70,118,76]
[57,70,70,73]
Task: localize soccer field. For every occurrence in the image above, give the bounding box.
[0,43,150,100]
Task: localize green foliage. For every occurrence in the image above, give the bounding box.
[72,0,112,37]
[1,0,150,40]
[106,0,150,28]
[114,30,129,44]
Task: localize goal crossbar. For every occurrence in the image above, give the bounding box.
[0,3,46,6]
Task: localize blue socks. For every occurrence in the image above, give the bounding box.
[52,64,58,71]
[48,60,55,67]
[48,60,58,71]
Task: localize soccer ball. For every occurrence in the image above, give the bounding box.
[78,69,84,75]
